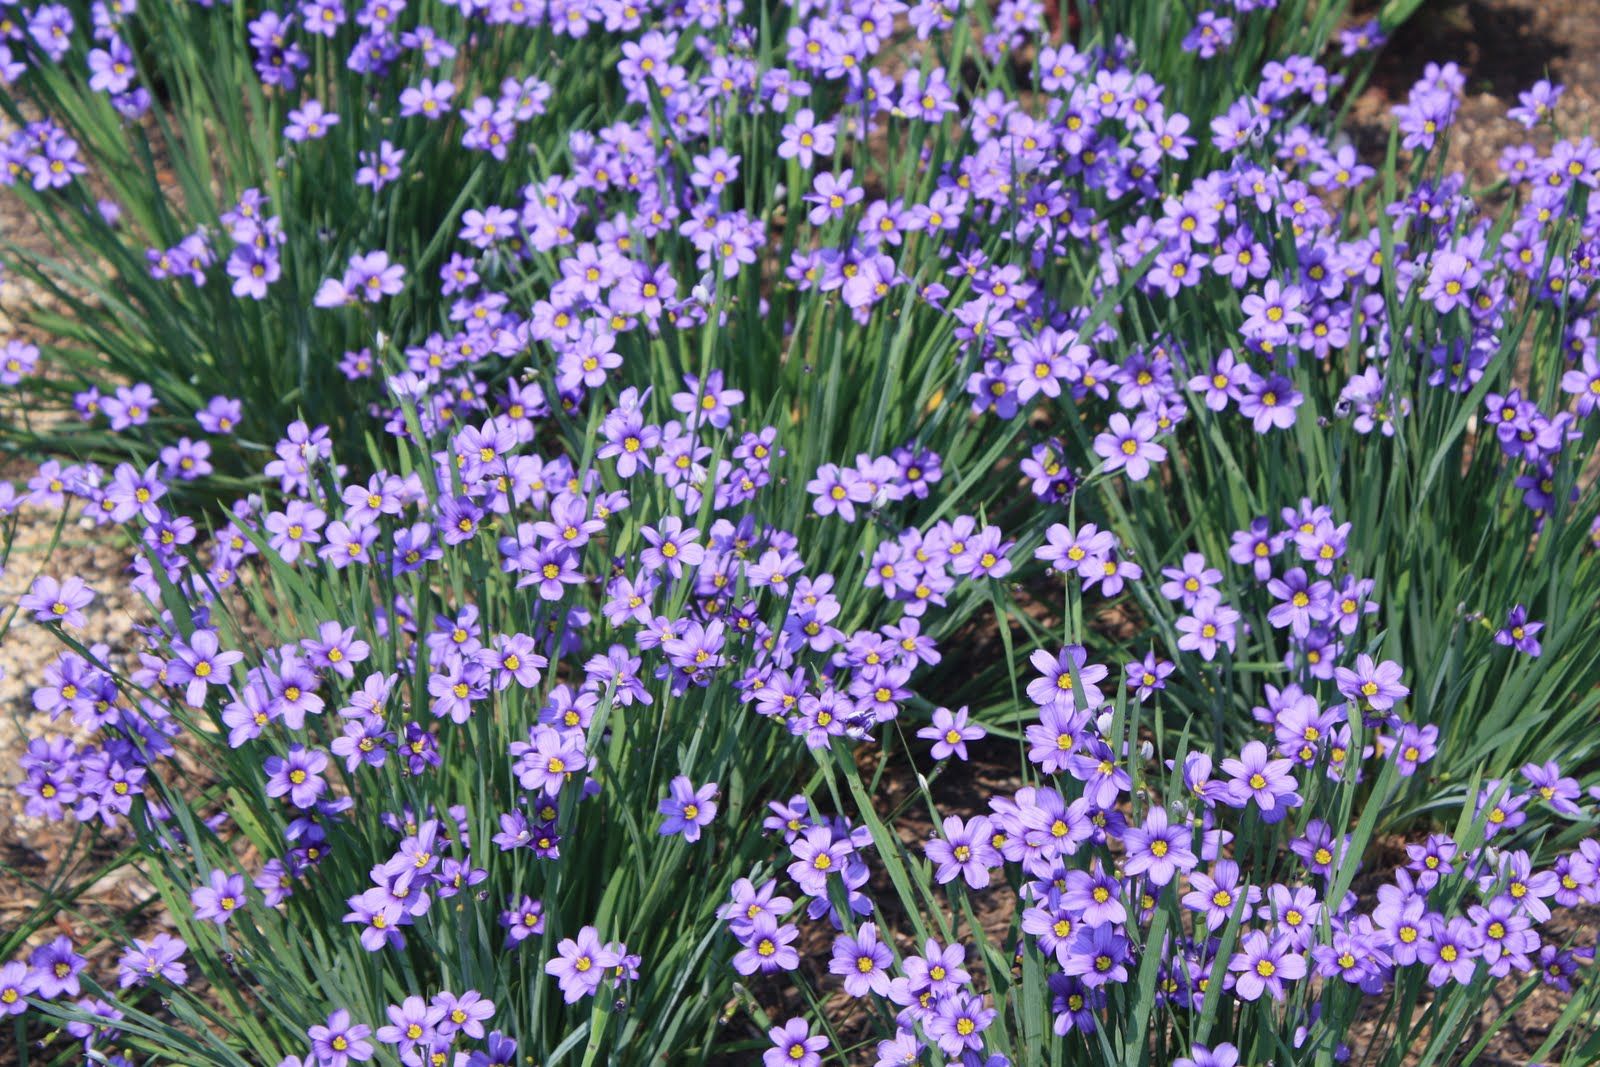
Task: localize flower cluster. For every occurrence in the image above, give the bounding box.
[1,0,1598,1062]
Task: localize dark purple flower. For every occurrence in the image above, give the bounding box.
[1494,604,1543,656]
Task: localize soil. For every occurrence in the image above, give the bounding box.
[1348,0,1600,186]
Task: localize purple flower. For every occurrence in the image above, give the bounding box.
[1394,85,1457,151]
[807,462,872,522]
[116,934,188,988]
[1420,916,1482,986]
[376,995,445,1057]
[1059,923,1130,988]
[1229,517,1283,580]
[266,500,327,562]
[1175,593,1240,661]
[690,147,740,194]
[670,370,744,429]
[317,250,406,306]
[499,896,544,946]
[226,245,281,299]
[805,169,864,224]
[1523,760,1583,816]
[733,913,800,975]
[167,630,243,706]
[544,926,620,1003]
[1561,353,1600,415]
[1266,567,1330,638]
[355,140,405,191]
[829,922,894,997]
[640,517,705,577]
[1335,654,1409,711]
[308,1009,374,1067]
[345,887,407,952]
[160,437,214,481]
[1062,864,1126,925]
[190,870,248,924]
[1160,552,1222,609]
[1121,807,1196,886]
[265,745,330,809]
[1422,251,1481,313]
[1509,78,1563,128]
[1389,723,1439,777]
[925,992,997,1057]
[1184,859,1260,930]
[27,937,84,998]
[350,250,406,302]
[285,98,340,141]
[778,108,836,168]
[763,1019,827,1067]
[1221,740,1301,820]
[1176,1044,1241,1067]
[926,814,1001,889]
[1478,782,1530,838]
[20,575,95,627]
[902,937,970,999]
[510,725,587,796]
[1494,604,1543,656]
[1094,411,1166,481]
[1025,705,1090,774]
[788,824,852,897]
[0,961,36,1014]
[0,339,39,385]
[1228,930,1306,1001]
[434,990,495,1039]
[87,37,136,93]
[400,77,455,118]
[303,621,371,679]
[953,524,1014,579]
[917,705,985,760]
[1241,280,1307,344]
[658,776,718,843]
[1026,646,1109,711]
[1239,373,1304,432]
[269,658,326,729]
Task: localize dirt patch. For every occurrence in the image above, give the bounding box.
[1349,0,1600,186]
